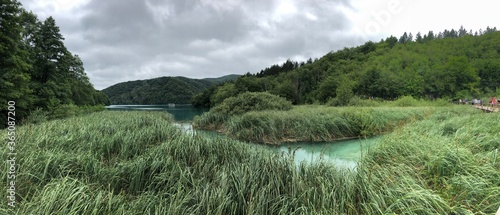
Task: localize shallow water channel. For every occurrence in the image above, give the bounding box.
[106,105,380,169]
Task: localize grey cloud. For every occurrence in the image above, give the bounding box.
[19,0,355,90]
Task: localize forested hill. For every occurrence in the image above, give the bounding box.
[192,27,500,107]
[102,75,240,105]
[1,0,109,126]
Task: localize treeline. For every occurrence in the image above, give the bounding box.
[102,74,240,105]
[192,26,500,107]
[1,0,109,127]
[103,77,214,105]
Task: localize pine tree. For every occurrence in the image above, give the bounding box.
[399,32,409,43]
[415,32,423,43]
[459,26,468,37]
[31,16,72,108]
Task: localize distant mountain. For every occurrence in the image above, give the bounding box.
[102,75,240,105]
[202,74,242,84]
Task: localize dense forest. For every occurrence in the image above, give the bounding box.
[192,27,500,107]
[102,74,239,105]
[1,0,109,126]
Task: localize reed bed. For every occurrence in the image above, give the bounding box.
[1,107,498,214]
[222,106,432,144]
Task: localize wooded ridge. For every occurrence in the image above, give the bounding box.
[102,74,240,105]
[192,27,500,107]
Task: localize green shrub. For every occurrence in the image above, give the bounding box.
[326,97,341,107]
[211,92,292,116]
[51,104,80,119]
[24,108,49,124]
[348,96,382,107]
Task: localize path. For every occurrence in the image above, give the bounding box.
[474,105,499,113]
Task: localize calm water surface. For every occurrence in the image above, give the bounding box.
[106,105,380,168]
[106,104,207,121]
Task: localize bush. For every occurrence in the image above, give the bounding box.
[24,108,49,125]
[326,97,341,107]
[51,104,80,119]
[348,96,382,107]
[211,92,292,116]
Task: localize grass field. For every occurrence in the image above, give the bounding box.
[1,107,499,214]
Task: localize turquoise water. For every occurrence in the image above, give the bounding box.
[106,104,208,122]
[271,137,380,168]
[106,105,380,168]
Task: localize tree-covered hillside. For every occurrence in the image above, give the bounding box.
[192,27,500,107]
[1,0,109,127]
[102,75,240,105]
[202,74,242,85]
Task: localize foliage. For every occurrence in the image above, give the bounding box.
[0,0,108,127]
[194,92,293,130]
[0,0,32,126]
[211,92,292,116]
[201,74,241,84]
[190,85,219,108]
[347,96,382,107]
[209,82,239,106]
[392,95,421,107]
[194,27,500,107]
[103,75,239,105]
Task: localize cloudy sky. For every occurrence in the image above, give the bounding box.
[19,0,500,90]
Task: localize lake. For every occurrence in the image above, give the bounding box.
[105,104,380,168]
[106,104,208,122]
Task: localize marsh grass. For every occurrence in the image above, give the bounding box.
[223,106,432,144]
[1,107,499,214]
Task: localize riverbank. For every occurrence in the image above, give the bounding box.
[1,108,498,214]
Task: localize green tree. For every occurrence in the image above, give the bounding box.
[30,16,72,108]
[415,32,423,43]
[272,79,298,104]
[444,56,479,93]
[335,75,355,105]
[0,0,33,126]
[385,35,398,48]
[235,76,263,92]
[210,82,238,106]
[316,75,338,103]
[399,32,410,43]
[211,92,292,116]
[476,60,500,92]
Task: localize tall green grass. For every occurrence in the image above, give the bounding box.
[328,95,453,107]
[364,107,500,214]
[222,106,432,144]
[1,108,498,214]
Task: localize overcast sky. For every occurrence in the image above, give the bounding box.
[19,0,500,90]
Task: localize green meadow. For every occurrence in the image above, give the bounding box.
[1,106,499,214]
